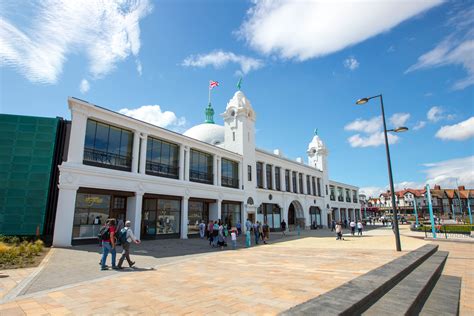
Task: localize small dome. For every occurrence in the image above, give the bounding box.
[183,123,225,146]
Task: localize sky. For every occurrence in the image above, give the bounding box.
[1,0,473,198]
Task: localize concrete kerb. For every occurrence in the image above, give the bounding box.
[0,247,56,304]
[280,244,439,316]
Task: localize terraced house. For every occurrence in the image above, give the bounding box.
[52,90,359,246]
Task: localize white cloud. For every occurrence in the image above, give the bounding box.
[427,106,444,122]
[79,79,90,94]
[239,0,443,61]
[344,116,382,134]
[182,50,263,75]
[343,57,359,70]
[119,105,186,132]
[347,132,399,148]
[390,113,410,127]
[435,117,474,141]
[413,121,427,131]
[360,156,474,197]
[406,6,474,90]
[0,0,152,84]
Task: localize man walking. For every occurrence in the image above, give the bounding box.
[281,219,287,236]
[100,218,117,270]
[117,221,141,269]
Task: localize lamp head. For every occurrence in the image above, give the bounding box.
[393,126,409,133]
[356,97,369,105]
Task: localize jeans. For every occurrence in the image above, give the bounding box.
[118,242,133,267]
[254,232,259,244]
[101,241,116,269]
[232,240,237,249]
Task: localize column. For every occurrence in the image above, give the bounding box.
[52,185,78,247]
[131,131,140,173]
[67,110,88,164]
[262,162,267,189]
[217,156,222,186]
[345,209,349,221]
[185,147,190,181]
[217,199,222,220]
[179,145,185,180]
[181,196,189,239]
[213,155,218,185]
[139,133,148,174]
[126,192,143,238]
[271,166,276,190]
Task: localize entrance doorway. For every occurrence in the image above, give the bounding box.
[288,203,296,225]
[248,213,255,223]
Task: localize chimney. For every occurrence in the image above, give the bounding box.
[458,185,465,191]
[273,149,281,156]
[434,184,441,190]
[296,157,303,163]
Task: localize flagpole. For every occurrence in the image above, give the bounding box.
[208,81,211,104]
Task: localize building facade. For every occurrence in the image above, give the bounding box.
[53,91,359,247]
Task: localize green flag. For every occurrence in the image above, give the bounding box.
[237,77,242,90]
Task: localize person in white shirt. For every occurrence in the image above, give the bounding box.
[231,229,237,249]
[350,220,356,235]
[357,221,363,236]
[117,221,140,269]
[198,220,206,238]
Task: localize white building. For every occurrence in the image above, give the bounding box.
[53,90,359,247]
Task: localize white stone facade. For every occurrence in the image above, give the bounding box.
[53,91,359,247]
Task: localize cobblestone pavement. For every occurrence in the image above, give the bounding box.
[0,226,432,315]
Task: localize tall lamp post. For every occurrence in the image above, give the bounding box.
[355,94,408,252]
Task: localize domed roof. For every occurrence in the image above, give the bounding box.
[183,123,225,146]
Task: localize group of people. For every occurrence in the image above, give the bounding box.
[204,220,237,250]
[332,219,364,240]
[98,218,141,271]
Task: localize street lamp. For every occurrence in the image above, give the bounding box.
[355,94,408,252]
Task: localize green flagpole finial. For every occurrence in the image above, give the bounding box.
[205,103,215,124]
[237,77,242,90]
[314,128,318,136]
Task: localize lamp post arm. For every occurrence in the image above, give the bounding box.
[379,95,402,251]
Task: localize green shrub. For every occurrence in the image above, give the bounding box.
[0,237,45,268]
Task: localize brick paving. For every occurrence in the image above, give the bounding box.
[0,227,431,315]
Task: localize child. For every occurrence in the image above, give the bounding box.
[231,229,237,250]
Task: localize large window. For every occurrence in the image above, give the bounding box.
[353,190,358,203]
[222,202,241,228]
[248,165,252,182]
[338,187,344,202]
[312,177,316,196]
[190,149,213,184]
[330,186,336,201]
[187,201,209,235]
[299,173,304,194]
[257,203,282,230]
[292,171,297,193]
[222,158,239,188]
[266,164,273,190]
[146,137,179,179]
[346,189,351,202]
[317,178,322,196]
[84,119,133,171]
[285,170,290,192]
[306,175,311,195]
[275,167,281,191]
[142,198,181,236]
[256,162,263,188]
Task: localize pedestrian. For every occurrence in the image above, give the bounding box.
[231,229,237,250]
[246,229,251,247]
[350,220,356,236]
[357,221,363,236]
[217,222,225,250]
[331,219,336,232]
[199,220,206,238]
[343,219,348,229]
[117,221,140,269]
[336,222,343,240]
[245,218,252,233]
[212,221,219,247]
[99,218,117,270]
[208,220,214,246]
[236,221,242,236]
[262,222,269,244]
[258,221,264,241]
[253,221,260,244]
[281,219,287,236]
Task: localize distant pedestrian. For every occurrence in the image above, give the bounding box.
[336,222,343,240]
[208,220,214,246]
[331,220,336,232]
[199,220,206,238]
[343,219,348,229]
[253,222,260,244]
[262,222,270,244]
[281,220,287,236]
[246,229,251,247]
[258,222,264,241]
[117,221,140,269]
[213,221,219,247]
[231,229,237,249]
[357,221,363,236]
[217,223,225,250]
[246,218,252,233]
[350,220,356,236]
[236,221,242,236]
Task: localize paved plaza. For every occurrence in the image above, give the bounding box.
[0,225,472,315]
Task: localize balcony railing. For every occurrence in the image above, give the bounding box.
[146,161,179,179]
[338,196,344,202]
[353,197,358,203]
[83,148,131,171]
[222,176,239,189]
[346,197,351,202]
[190,170,213,184]
[330,195,335,201]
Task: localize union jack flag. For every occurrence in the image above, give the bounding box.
[209,80,219,89]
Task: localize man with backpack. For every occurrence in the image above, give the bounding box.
[99,218,117,270]
[117,220,141,269]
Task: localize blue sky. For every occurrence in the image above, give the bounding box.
[1,0,473,197]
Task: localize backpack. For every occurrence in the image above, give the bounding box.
[98,225,110,240]
[117,227,128,245]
